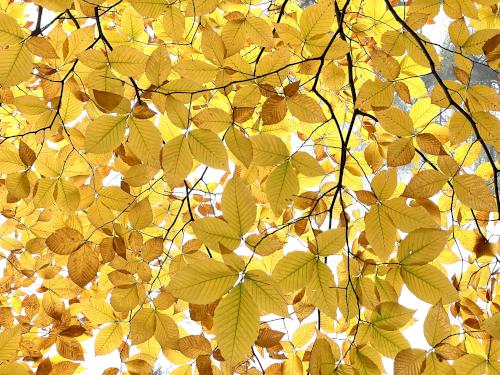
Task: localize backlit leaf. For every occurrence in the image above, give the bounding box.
[213,283,260,365]
[167,259,238,304]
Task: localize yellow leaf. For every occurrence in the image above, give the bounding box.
[145,46,171,86]
[415,133,445,156]
[482,312,500,340]
[351,348,380,374]
[453,353,487,375]
[244,270,288,317]
[173,60,218,84]
[453,174,497,212]
[108,45,148,77]
[369,325,409,359]
[365,204,397,261]
[178,335,212,358]
[356,80,393,110]
[154,311,179,349]
[192,108,232,133]
[99,186,134,211]
[307,260,337,319]
[0,13,25,46]
[463,29,499,55]
[187,129,229,170]
[161,134,193,187]
[397,228,449,265]
[387,137,415,167]
[383,197,439,232]
[162,6,185,40]
[400,264,458,304]
[221,176,256,236]
[309,338,335,375]
[6,172,30,199]
[403,170,448,199]
[251,134,289,166]
[371,50,401,80]
[129,198,153,230]
[376,107,414,136]
[128,0,167,17]
[370,302,415,331]
[128,118,162,167]
[287,94,327,123]
[95,323,123,356]
[201,28,226,66]
[371,168,397,201]
[266,161,299,216]
[79,298,115,324]
[0,44,33,87]
[130,308,156,344]
[56,180,80,213]
[84,115,128,154]
[449,18,470,46]
[0,325,21,361]
[59,90,83,124]
[272,251,316,293]
[191,217,241,252]
[423,352,455,375]
[291,151,325,177]
[261,95,287,125]
[299,0,334,41]
[221,19,246,57]
[0,144,26,173]
[408,0,440,18]
[225,126,253,168]
[78,49,107,70]
[409,98,440,129]
[167,259,238,304]
[110,285,140,312]
[316,228,346,256]
[124,164,156,187]
[474,111,500,149]
[245,14,274,48]
[164,97,189,128]
[424,303,451,346]
[468,85,500,112]
[42,291,64,320]
[213,283,260,365]
[141,237,164,262]
[34,0,72,11]
[56,336,84,361]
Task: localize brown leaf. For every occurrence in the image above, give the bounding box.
[196,355,214,375]
[132,103,157,119]
[46,228,84,255]
[434,343,465,360]
[59,325,87,338]
[262,95,287,125]
[68,244,99,287]
[56,337,84,361]
[256,328,284,348]
[178,335,212,358]
[92,90,123,112]
[19,141,36,166]
[141,237,163,262]
[416,133,446,155]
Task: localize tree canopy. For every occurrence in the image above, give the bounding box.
[0,0,499,374]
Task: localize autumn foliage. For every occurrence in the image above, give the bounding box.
[0,0,499,374]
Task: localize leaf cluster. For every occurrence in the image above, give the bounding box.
[0,0,499,374]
